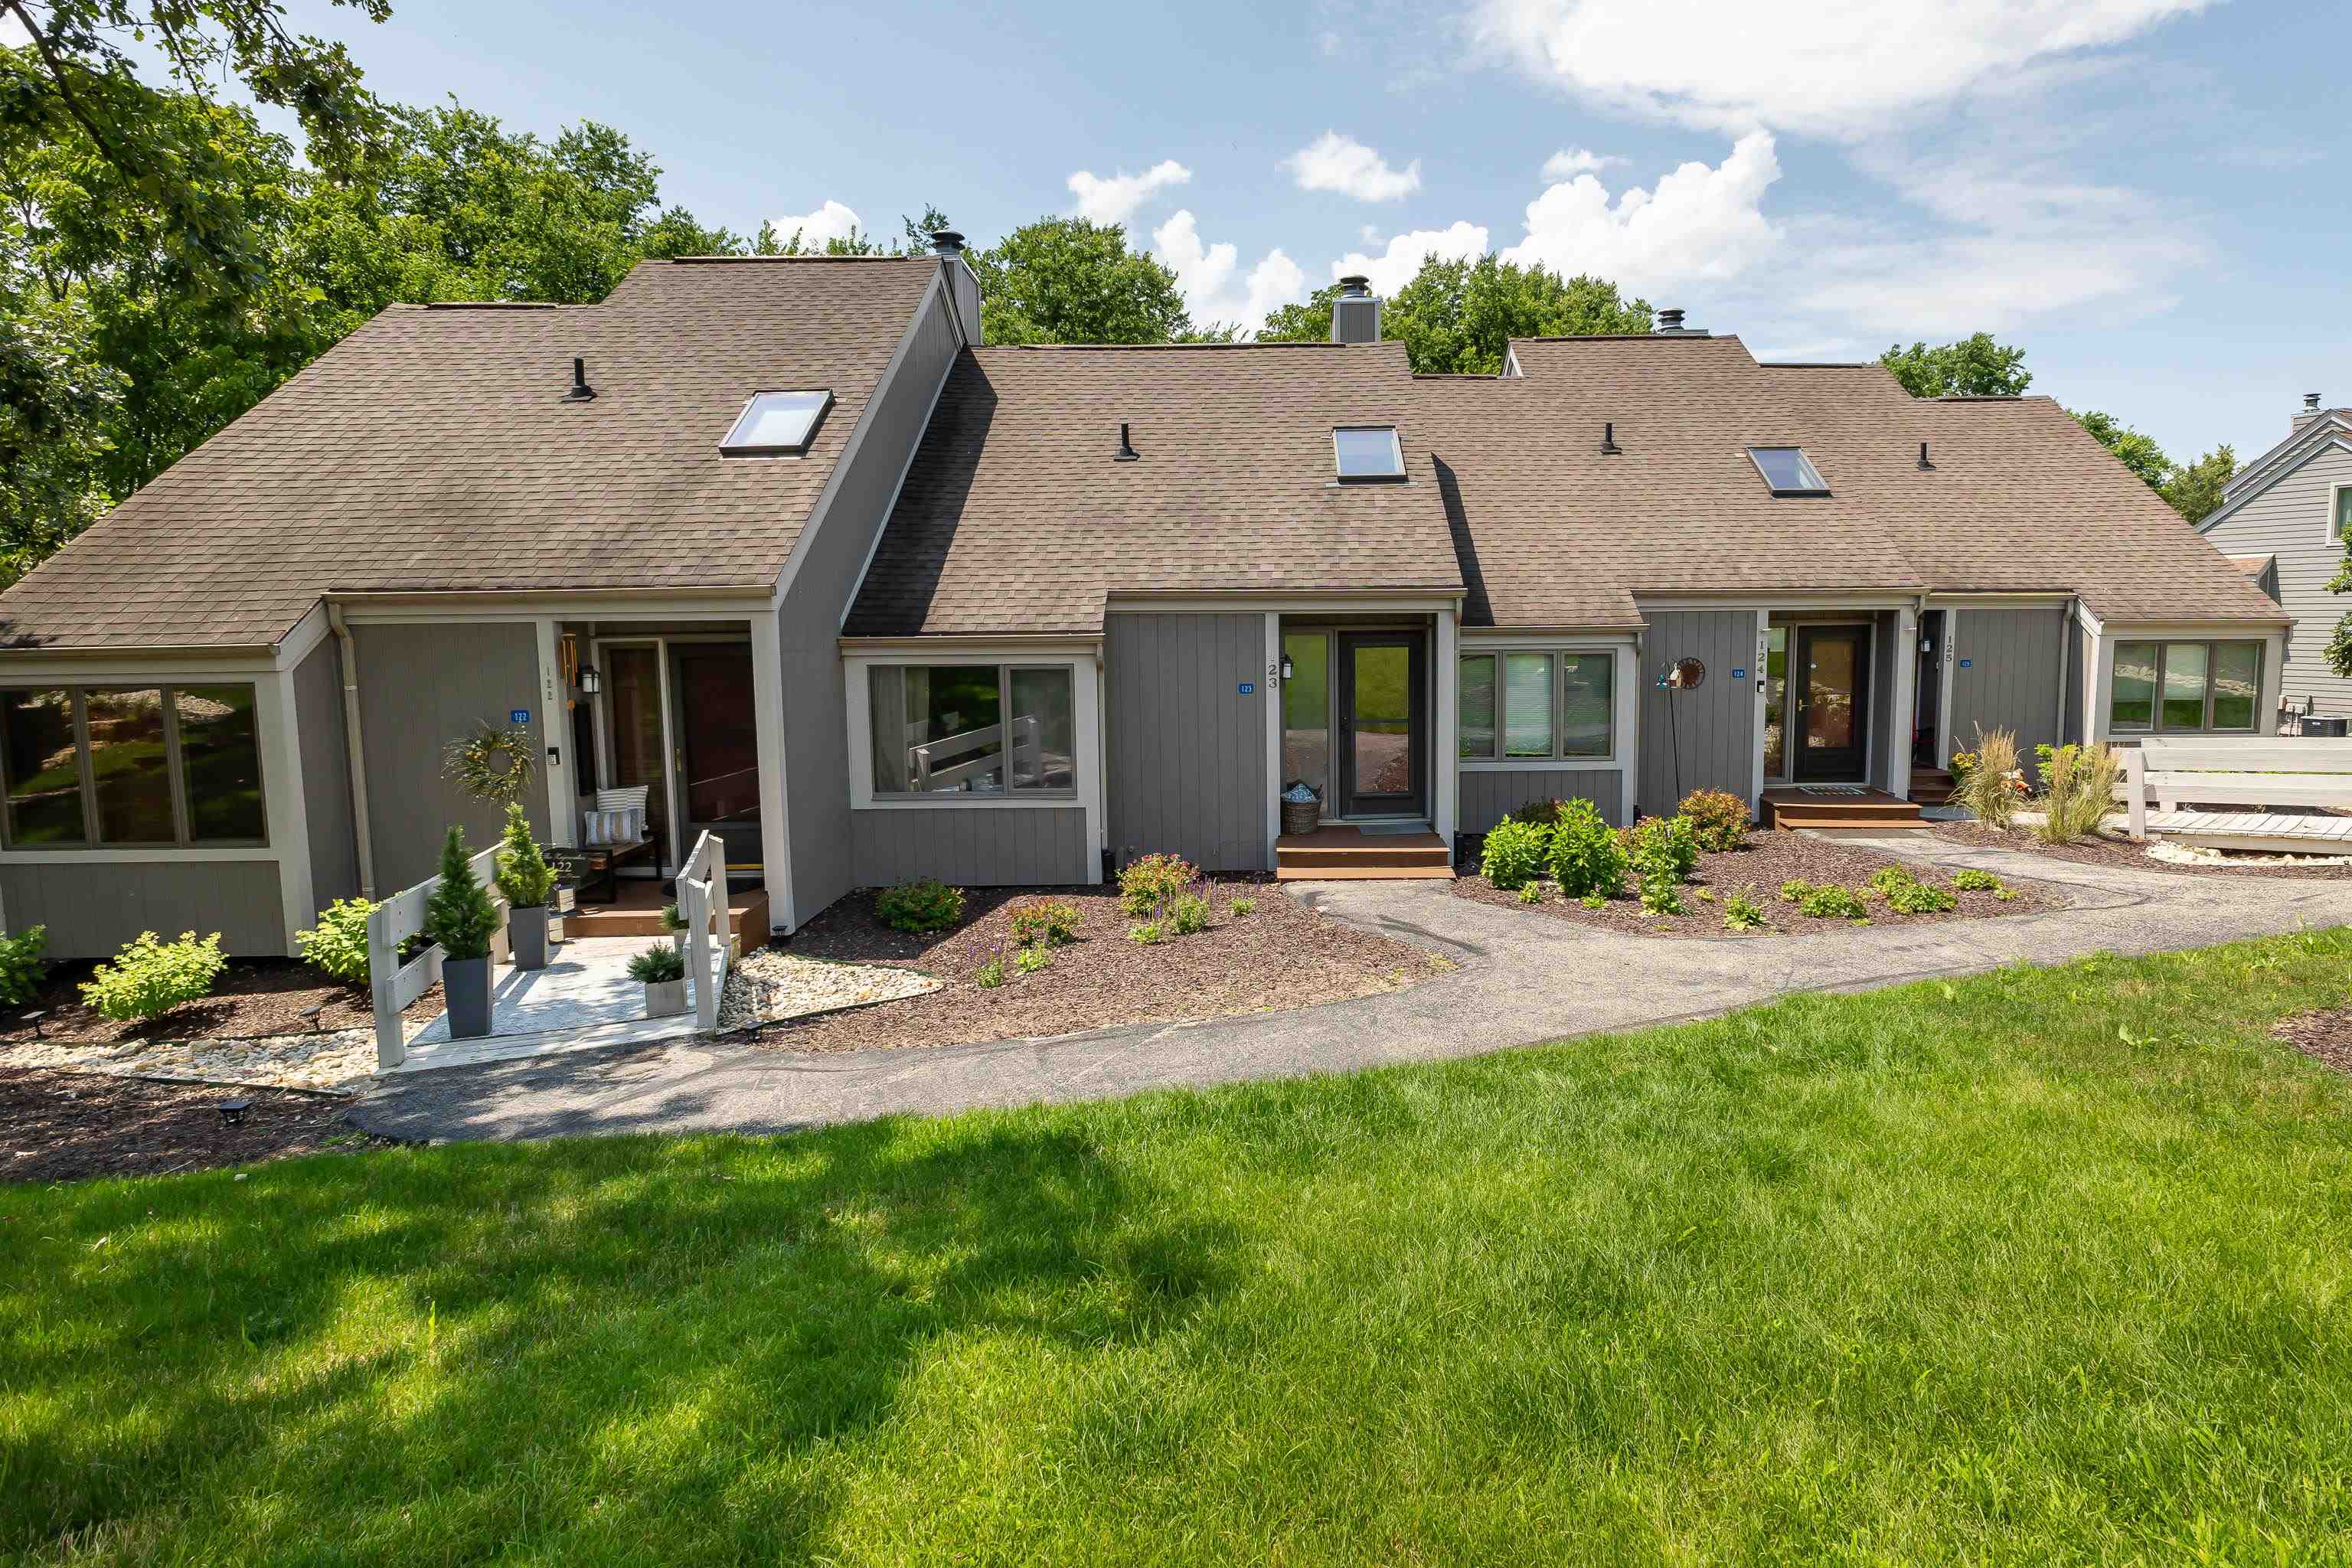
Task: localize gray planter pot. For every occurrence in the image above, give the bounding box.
[443,953,495,1039]
[644,977,690,1019]
[509,905,549,971]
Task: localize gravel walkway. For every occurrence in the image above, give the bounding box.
[350,831,2352,1148]
[0,1027,377,1093]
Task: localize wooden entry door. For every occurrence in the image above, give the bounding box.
[668,643,763,875]
[1338,633,1426,818]
[1793,625,1870,782]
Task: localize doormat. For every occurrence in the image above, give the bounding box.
[1798,786,1870,796]
[1354,821,1432,835]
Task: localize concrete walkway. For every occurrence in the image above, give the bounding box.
[350,835,2352,1146]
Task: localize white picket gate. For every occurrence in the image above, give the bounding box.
[677,828,733,1031]
[368,844,507,1070]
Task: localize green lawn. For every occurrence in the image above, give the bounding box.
[8,935,2352,1564]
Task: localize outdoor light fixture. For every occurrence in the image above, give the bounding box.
[217,1099,250,1125]
[1281,655,1295,681]
[580,665,602,695]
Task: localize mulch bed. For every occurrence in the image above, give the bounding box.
[0,959,441,1049]
[1,1067,396,1185]
[760,878,1446,1053]
[1932,820,2352,880]
[2273,1009,2352,1076]
[1453,830,2057,938]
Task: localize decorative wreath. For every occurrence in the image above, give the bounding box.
[443,722,537,807]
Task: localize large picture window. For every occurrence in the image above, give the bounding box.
[868,664,1076,796]
[1459,650,1615,763]
[1,684,267,848]
[2109,641,2262,733]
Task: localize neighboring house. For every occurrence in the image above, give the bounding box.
[2197,395,2352,719]
[0,249,2285,957]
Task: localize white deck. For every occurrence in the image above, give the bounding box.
[2145,809,2352,854]
[389,936,724,1075]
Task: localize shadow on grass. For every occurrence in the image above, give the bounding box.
[4,1117,1236,1563]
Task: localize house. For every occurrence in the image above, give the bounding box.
[0,242,2287,958]
[2196,395,2352,720]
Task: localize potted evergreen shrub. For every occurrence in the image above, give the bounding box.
[425,826,501,1039]
[494,804,557,971]
[661,900,688,955]
[629,942,689,1018]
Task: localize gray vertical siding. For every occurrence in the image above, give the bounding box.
[1637,610,1756,815]
[2201,443,2352,714]
[1106,612,1268,871]
[779,276,965,928]
[1948,606,2066,767]
[2064,614,2089,743]
[351,621,545,893]
[292,635,360,906]
[851,806,1089,887]
[0,860,283,958]
[1456,769,1622,832]
[1867,609,1898,790]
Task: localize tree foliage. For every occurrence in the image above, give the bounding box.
[2160,443,2236,526]
[1259,253,1649,374]
[2070,408,2172,491]
[1877,334,2033,399]
[965,217,1196,345]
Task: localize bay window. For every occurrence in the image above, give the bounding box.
[868,663,1076,796]
[1459,649,1615,762]
[2,684,266,848]
[2109,641,2261,733]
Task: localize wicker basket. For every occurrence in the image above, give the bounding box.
[1281,795,1321,836]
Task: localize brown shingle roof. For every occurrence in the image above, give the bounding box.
[0,256,941,650]
[841,341,1466,637]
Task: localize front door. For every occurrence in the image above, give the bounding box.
[1338,633,1426,818]
[1912,610,1943,767]
[1793,625,1870,782]
[668,644,763,877]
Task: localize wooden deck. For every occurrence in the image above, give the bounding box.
[1760,787,1928,832]
[2145,810,2352,855]
[1274,825,1455,881]
[566,878,770,939]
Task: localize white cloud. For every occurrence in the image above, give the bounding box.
[1501,130,1781,288]
[1153,211,1307,331]
[1287,132,1423,202]
[1067,160,1193,226]
[0,9,26,44]
[1333,221,1491,296]
[1540,146,1621,179]
[1471,0,2210,139]
[768,200,864,250]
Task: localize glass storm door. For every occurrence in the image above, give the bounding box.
[668,643,763,875]
[1793,625,1870,782]
[1338,634,1426,818]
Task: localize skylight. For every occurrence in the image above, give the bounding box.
[1334,426,1405,480]
[722,390,834,456]
[1747,446,1829,496]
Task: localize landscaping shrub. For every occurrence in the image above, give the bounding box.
[296,898,377,985]
[1126,921,1165,945]
[1951,869,2003,892]
[1479,817,1550,891]
[1678,789,1751,852]
[660,901,687,933]
[1169,892,1211,936]
[1119,853,1200,916]
[975,949,1008,988]
[1959,725,2025,828]
[1948,749,1978,786]
[1626,816,1700,884]
[1795,884,1869,920]
[876,877,965,933]
[1867,864,1919,897]
[1721,890,1768,932]
[1230,896,1256,916]
[1503,798,1571,830]
[1014,944,1050,975]
[423,827,499,960]
[2036,741,2122,844]
[626,943,684,984]
[1516,881,1544,904]
[493,803,557,909]
[1007,898,1081,947]
[80,931,227,1022]
[0,923,49,1004]
[1544,798,1628,899]
[1778,879,1814,902]
[1885,879,1958,914]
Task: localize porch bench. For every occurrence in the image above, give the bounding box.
[2122,737,2352,842]
[567,834,658,904]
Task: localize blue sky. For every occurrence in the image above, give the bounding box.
[256,0,2338,465]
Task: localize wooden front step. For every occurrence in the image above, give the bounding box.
[1909,768,1956,806]
[566,887,770,940]
[1275,827,1455,881]
[1760,789,1929,831]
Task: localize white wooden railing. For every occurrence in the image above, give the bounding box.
[369,842,508,1070]
[677,828,733,1032]
[907,714,1040,793]
[2122,736,2352,840]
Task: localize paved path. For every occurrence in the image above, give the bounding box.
[351,835,2352,1145]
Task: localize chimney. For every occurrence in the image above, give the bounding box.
[564,356,596,402]
[1653,307,1704,336]
[929,229,966,257]
[1331,274,1380,345]
[2293,391,2326,435]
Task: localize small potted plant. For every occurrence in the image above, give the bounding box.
[494,804,557,971]
[1281,779,1321,837]
[660,899,688,955]
[629,942,689,1018]
[424,826,500,1038]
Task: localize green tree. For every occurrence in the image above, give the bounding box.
[1877,334,2032,398]
[754,203,952,257]
[965,217,1194,345]
[2071,408,2171,491]
[1259,253,1649,374]
[422,825,498,959]
[2160,444,2236,524]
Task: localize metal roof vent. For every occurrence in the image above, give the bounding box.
[1601,421,1622,456]
[2308,393,2324,412]
[1917,440,1935,470]
[564,357,596,403]
[1114,422,1140,462]
[1331,275,1381,345]
[1654,307,1707,336]
[929,230,966,256]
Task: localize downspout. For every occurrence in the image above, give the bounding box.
[328,603,376,898]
